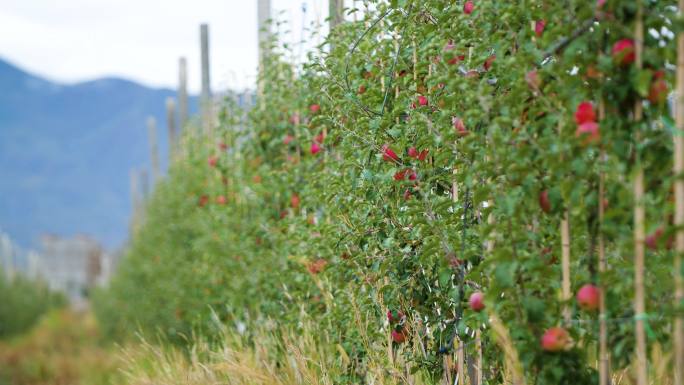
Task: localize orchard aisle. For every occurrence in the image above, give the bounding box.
[0,310,122,385]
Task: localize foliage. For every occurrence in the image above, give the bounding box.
[96,0,680,383]
[0,310,121,385]
[0,272,64,339]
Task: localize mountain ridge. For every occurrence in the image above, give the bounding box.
[0,56,198,250]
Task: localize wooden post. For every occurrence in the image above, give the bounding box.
[257,0,271,99]
[674,1,684,383]
[166,97,177,163]
[178,57,188,129]
[633,4,648,385]
[147,117,160,184]
[598,102,610,385]
[329,0,344,31]
[561,213,571,325]
[129,168,140,233]
[200,23,212,134]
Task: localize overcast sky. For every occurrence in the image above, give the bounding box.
[0,0,347,93]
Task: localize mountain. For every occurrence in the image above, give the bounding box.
[0,57,198,249]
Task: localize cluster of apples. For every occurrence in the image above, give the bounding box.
[466,285,601,353]
[200,142,232,207]
[381,144,430,200]
[387,309,408,343]
[540,284,600,352]
[574,101,600,145]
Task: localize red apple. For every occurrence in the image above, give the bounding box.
[484,55,496,71]
[574,102,596,125]
[417,95,428,106]
[314,132,325,144]
[535,20,546,37]
[309,104,321,113]
[307,258,327,274]
[310,142,322,155]
[358,84,367,95]
[198,195,209,207]
[216,195,227,205]
[382,144,400,163]
[612,39,635,66]
[408,147,419,158]
[291,194,300,209]
[391,328,407,343]
[463,1,474,15]
[447,55,466,65]
[387,310,405,324]
[391,329,407,343]
[218,142,228,151]
[648,70,668,105]
[403,188,412,200]
[645,226,672,250]
[469,292,485,312]
[575,121,600,145]
[283,135,294,145]
[539,190,551,213]
[576,284,600,311]
[394,169,417,182]
[453,117,469,136]
[541,327,570,352]
[526,70,541,90]
[418,149,429,161]
[208,156,218,167]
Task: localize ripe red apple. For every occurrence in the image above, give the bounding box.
[469,292,485,312]
[309,104,321,113]
[463,1,474,15]
[382,144,400,163]
[648,70,668,105]
[535,20,546,37]
[539,190,552,213]
[407,147,428,161]
[403,188,412,200]
[447,55,466,65]
[574,102,596,125]
[291,194,300,209]
[612,39,635,66]
[526,70,541,90]
[216,195,227,205]
[576,284,600,311]
[198,195,209,207]
[283,135,294,145]
[358,84,367,95]
[453,117,469,136]
[310,142,322,155]
[391,328,407,343]
[394,169,417,182]
[307,258,327,274]
[645,226,672,250]
[418,149,428,161]
[575,121,600,145]
[207,156,218,167]
[541,327,570,352]
[484,55,496,71]
[387,310,405,324]
[417,95,428,106]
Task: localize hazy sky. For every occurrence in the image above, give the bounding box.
[0,0,344,93]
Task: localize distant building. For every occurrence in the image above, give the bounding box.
[34,234,113,303]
